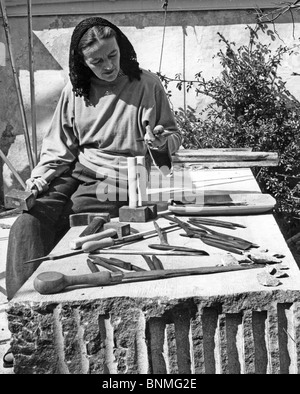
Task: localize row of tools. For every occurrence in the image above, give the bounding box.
[31,213,286,295]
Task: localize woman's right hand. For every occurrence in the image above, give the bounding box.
[25,177,49,195]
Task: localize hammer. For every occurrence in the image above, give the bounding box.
[34,264,264,295]
[4,169,57,211]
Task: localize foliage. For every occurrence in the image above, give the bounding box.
[158,24,300,237]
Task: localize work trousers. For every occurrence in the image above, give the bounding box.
[6,162,128,300]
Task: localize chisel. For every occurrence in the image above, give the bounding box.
[91,256,146,272]
[25,249,200,265]
[24,224,180,265]
[81,224,179,253]
[34,263,265,295]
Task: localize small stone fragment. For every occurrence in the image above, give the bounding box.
[266,266,277,275]
[256,247,269,253]
[247,252,282,265]
[0,223,11,229]
[257,271,282,287]
[238,254,254,265]
[221,253,240,266]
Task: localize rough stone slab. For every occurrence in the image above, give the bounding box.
[6,291,300,375]
[6,168,300,374]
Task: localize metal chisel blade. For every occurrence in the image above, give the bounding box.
[25,250,85,265]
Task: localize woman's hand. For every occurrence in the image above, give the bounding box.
[144,124,169,150]
[25,177,49,195]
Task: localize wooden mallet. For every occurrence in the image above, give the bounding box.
[34,264,264,295]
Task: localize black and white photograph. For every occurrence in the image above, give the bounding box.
[0,0,300,376]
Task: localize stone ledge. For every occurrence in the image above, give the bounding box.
[7,290,300,374]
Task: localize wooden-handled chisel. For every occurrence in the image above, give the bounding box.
[69,228,117,250]
[81,224,179,252]
[24,224,180,265]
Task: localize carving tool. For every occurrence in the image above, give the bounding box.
[81,223,179,253]
[187,221,258,250]
[90,256,146,272]
[148,220,209,255]
[34,264,265,295]
[142,255,157,270]
[141,254,164,270]
[161,213,249,255]
[87,259,100,273]
[180,233,244,255]
[188,217,247,229]
[151,255,164,270]
[25,249,199,266]
[24,224,181,265]
[87,258,123,274]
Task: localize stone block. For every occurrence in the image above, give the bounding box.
[119,204,157,223]
[6,293,300,374]
[103,222,131,238]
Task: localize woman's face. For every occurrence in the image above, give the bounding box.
[82,36,121,82]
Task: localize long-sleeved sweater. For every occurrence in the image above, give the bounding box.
[31,69,182,181]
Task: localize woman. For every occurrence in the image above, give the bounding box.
[3,17,181,367]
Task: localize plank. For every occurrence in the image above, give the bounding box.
[173,150,279,166]
[174,161,278,169]
[168,193,277,216]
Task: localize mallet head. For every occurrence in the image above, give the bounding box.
[5,189,36,211]
[34,272,66,295]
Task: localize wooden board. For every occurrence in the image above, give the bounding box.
[172,149,279,167]
[168,193,276,216]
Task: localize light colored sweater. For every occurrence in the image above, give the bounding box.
[32,69,182,181]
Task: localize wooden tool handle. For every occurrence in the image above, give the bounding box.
[69,228,117,250]
[137,156,147,206]
[79,217,106,238]
[128,157,138,209]
[34,270,124,295]
[82,238,115,253]
[153,221,168,245]
[42,169,58,183]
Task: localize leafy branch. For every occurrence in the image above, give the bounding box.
[255,0,300,38]
[161,23,300,237]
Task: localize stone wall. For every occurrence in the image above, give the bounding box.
[0,8,300,200]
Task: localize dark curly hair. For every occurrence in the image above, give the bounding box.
[69,17,142,101]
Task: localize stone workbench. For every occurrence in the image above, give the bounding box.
[6,168,300,374]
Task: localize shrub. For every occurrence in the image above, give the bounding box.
[159,24,300,238]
